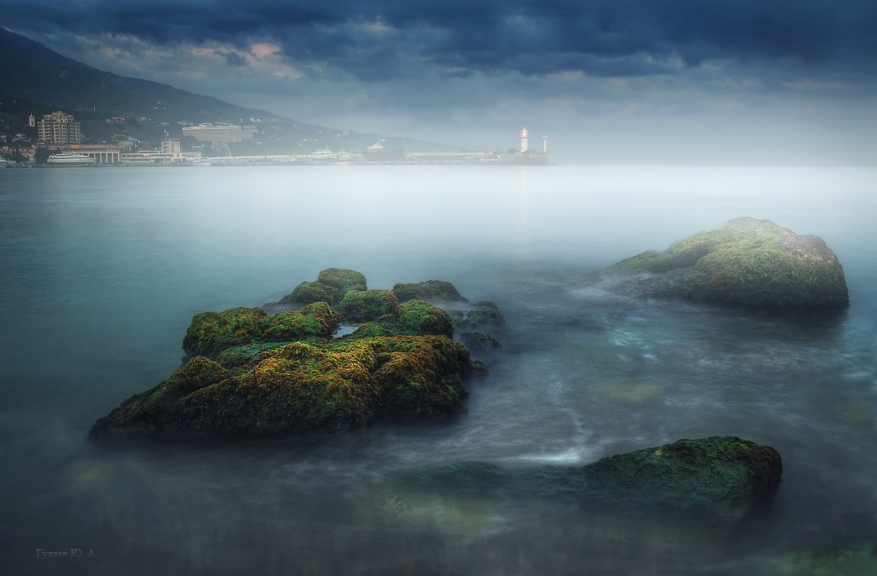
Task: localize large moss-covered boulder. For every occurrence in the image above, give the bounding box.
[279,281,344,307]
[397,300,454,338]
[317,267,367,293]
[603,218,849,310]
[90,334,473,440]
[182,307,271,359]
[338,289,399,322]
[582,436,782,516]
[393,280,469,304]
[379,437,781,519]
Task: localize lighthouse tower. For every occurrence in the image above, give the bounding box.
[520,128,529,153]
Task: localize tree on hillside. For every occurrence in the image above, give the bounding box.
[34,147,51,165]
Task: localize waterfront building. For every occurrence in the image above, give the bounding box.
[59,144,120,164]
[37,111,81,144]
[120,140,201,166]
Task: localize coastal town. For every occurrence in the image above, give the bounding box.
[1,108,552,167]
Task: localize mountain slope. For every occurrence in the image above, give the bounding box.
[0,27,282,123]
[0,27,463,154]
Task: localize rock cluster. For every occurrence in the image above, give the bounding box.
[91,268,499,440]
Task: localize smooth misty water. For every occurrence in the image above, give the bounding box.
[1,166,876,575]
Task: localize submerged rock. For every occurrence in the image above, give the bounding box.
[381,437,781,519]
[602,218,849,310]
[460,332,502,351]
[447,301,506,334]
[393,280,469,304]
[90,334,473,440]
[582,436,782,516]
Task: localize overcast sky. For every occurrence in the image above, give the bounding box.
[2,0,876,164]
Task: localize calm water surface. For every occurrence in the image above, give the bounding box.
[1,166,876,575]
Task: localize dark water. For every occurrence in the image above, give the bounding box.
[1,166,876,575]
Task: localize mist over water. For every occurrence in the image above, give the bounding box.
[1,165,876,574]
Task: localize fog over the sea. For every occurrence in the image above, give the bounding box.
[2,0,876,164]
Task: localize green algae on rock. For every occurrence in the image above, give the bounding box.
[397,300,454,338]
[182,307,271,359]
[338,289,399,322]
[262,302,340,342]
[393,280,469,304]
[90,334,473,440]
[280,281,344,307]
[603,218,849,310]
[317,267,367,294]
[274,268,367,309]
[182,302,338,360]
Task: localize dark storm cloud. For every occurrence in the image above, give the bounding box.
[3,0,876,80]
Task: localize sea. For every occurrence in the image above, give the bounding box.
[1,165,875,575]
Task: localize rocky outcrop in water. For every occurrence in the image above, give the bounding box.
[91,269,503,441]
[601,218,849,310]
[381,436,781,519]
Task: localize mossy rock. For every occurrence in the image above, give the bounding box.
[393,280,469,304]
[216,342,293,371]
[181,302,338,360]
[603,218,849,310]
[397,300,454,338]
[449,301,506,334]
[348,323,395,339]
[317,268,367,294]
[279,281,344,307]
[90,335,473,440]
[262,302,340,341]
[182,307,270,359]
[90,357,232,439]
[460,332,502,351]
[338,289,399,322]
[380,437,781,519]
[583,436,782,516]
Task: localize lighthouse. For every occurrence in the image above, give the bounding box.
[520,128,529,153]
